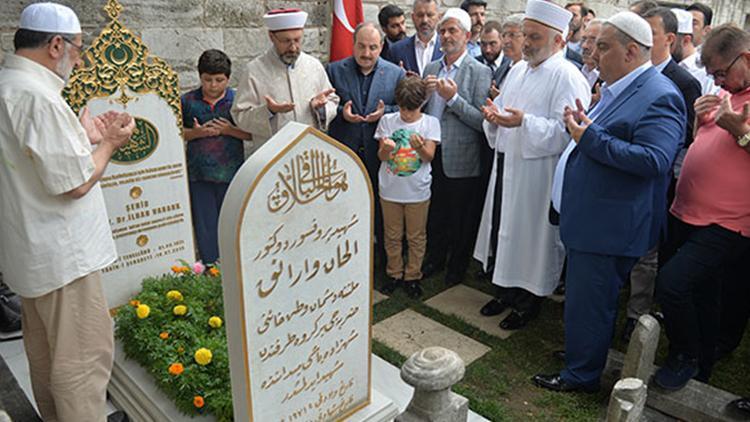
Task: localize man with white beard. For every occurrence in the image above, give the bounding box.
[475,0,590,330]
[0,3,136,420]
[232,9,339,152]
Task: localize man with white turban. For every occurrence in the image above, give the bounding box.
[232,9,340,152]
[475,0,590,330]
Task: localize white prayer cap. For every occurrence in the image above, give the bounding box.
[439,8,472,33]
[607,11,653,47]
[19,2,81,34]
[263,8,308,31]
[671,9,693,34]
[524,0,572,35]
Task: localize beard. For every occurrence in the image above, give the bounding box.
[279,51,300,66]
[55,48,75,82]
[671,42,685,63]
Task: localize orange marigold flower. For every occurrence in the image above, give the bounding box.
[129,299,140,307]
[208,267,220,277]
[159,332,169,340]
[193,395,205,408]
[179,266,190,273]
[168,363,184,376]
[171,265,182,273]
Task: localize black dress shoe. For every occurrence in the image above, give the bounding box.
[404,281,423,299]
[499,309,538,330]
[480,299,509,316]
[552,350,565,361]
[444,272,463,286]
[107,410,130,422]
[378,278,400,295]
[730,397,750,415]
[532,373,600,393]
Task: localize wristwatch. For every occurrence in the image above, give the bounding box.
[738,131,750,147]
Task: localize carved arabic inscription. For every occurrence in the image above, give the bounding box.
[267,149,349,214]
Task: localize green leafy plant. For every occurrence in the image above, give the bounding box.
[114,262,233,421]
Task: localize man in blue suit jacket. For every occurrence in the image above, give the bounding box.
[384,0,442,75]
[534,13,686,392]
[327,23,406,194]
[327,23,406,275]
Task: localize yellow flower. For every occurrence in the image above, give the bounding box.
[194,348,212,365]
[159,332,169,340]
[136,304,150,319]
[208,267,220,277]
[173,305,187,316]
[208,316,222,328]
[166,290,183,301]
[168,362,184,376]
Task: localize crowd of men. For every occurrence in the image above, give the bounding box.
[0,0,749,420]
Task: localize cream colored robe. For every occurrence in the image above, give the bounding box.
[231,48,339,154]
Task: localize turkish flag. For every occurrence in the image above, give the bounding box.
[330,0,364,62]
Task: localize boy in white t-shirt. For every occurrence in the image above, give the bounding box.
[375,77,441,299]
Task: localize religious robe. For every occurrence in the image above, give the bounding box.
[474,51,591,296]
[231,48,339,153]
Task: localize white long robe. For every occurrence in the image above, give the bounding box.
[474,51,591,297]
[231,48,339,154]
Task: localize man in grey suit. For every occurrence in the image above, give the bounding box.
[422,8,492,285]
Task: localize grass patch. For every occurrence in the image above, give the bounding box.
[371,260,750,421]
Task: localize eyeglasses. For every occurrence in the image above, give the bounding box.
[60,36,86,53]
[710,52,745,80]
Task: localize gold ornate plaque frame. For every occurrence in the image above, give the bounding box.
[63,0,182,127]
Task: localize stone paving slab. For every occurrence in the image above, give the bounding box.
[373,309,491,365]
[425,284,514,340]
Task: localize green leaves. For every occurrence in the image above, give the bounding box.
[115,270,232,421]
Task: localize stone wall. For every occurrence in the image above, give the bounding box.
[1,0,748,90]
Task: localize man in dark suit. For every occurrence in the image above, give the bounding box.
[620,7,703,342]
[421,8,492,285]
[327,22,406,186]
[534,12,685,392]
[327,22,406,276]
[378,4,407,62]
[384,0,442,75]
[474,20,512,91]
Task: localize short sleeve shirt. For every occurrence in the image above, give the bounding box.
[0,54,117,298]
[374,112,441,203]
[181,87,244,184]
[671,88,750,237]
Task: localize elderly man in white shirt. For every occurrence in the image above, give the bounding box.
[0,4,135,420]
[475,0,591,330]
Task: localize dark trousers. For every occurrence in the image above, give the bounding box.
[425,148,481,278]
[656,220,750,378]
[561,249,638,386]
[189,181,229,264]
[718,270,750,355]
[488,153,504,266]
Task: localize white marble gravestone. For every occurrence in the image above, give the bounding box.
[63,1,195,308]
[219,122,397,422]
